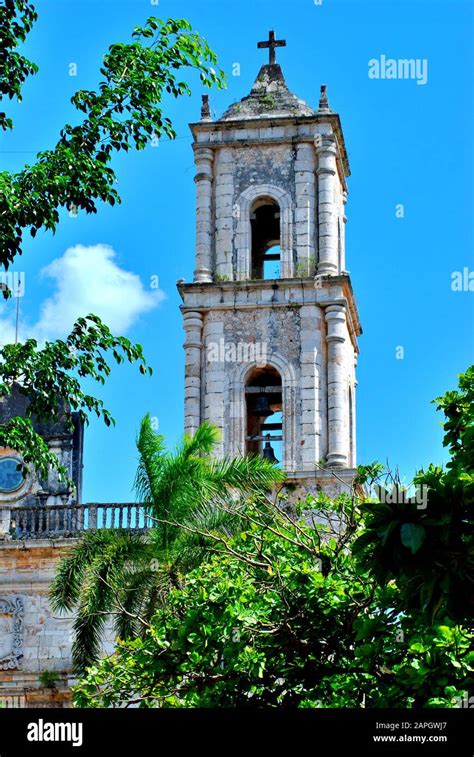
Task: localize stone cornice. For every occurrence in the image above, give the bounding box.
[190,111,350,177]
[178,275,362,349]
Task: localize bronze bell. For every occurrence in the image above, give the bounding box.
[252,395,273,417]
[262,435,279,464]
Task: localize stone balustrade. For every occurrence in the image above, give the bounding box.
[0,503,149,540]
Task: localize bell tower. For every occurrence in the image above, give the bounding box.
[178,32,362,496]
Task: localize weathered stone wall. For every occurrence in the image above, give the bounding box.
[180,275,359,480]
[194,116,348,285]
[0,540,113,708]
[0,541,74,706]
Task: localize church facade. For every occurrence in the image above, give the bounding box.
[179,33,361,497]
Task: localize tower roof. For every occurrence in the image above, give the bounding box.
[220,63,315,121]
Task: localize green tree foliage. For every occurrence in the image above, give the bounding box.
[0,314,150,482]
[73,494,473,708]
[1,10,224,267]
[0,0,38,131]
[353,366,474,623]
[50,417,284,672]
[72,371,474,708]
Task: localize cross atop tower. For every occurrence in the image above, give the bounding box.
[257,30,286,65]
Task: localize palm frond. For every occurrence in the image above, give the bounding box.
[50,530,140,613]
[206,453,285,494]
[72,554,115,672]
[51,530,150,671]
[114,567,157,641]
[181,421,220,457]
[57,418,286,670]
[134,413,168,509]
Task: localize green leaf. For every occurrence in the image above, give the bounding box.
[400,523,426,554]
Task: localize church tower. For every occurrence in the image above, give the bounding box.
[178,32,362,496]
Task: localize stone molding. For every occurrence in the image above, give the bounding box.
[0,596,24,670]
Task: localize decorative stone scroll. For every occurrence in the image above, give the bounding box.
[0,596,24,670]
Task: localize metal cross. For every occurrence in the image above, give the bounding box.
[257,30,286,65]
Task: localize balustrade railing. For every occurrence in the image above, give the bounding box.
[1,503,150,540]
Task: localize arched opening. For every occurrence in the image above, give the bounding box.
[245,366,282,466]
[250,198,281,280]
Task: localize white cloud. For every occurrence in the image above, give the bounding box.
[0,244,165,347]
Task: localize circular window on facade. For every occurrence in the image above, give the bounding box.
[0,457,24,493]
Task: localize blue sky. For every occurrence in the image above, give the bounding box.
[0,0,473,502]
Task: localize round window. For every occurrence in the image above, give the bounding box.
[0,457,24,493]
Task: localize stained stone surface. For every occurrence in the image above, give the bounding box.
[221,64,314,121]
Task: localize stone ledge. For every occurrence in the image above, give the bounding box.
[0,538,80,551]
[284,468,360,498]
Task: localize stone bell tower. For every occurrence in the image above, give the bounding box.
[178,32,362,496]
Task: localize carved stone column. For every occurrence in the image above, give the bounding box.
[316,134,338,275]
[325,304,349,467]
[340,189,348,273]
[0,507,10,537]
[294,142,316,276]
[351,352,358,466]
[183,311,203,435]
[193,147,214,283]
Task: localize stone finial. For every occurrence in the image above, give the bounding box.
[318,84,330,112]
[201,94,212,121]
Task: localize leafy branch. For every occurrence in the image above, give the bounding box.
[0,14,226,266]
[0,314,151,483]
[0,0,38,131]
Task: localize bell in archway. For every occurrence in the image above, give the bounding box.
[252,395,273,417]
[262,435,279,464]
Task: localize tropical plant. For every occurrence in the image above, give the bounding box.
[39,670,59,690]
[73,490,473,708]
[353,366,474,623]
[72,370,474,708]
[50,416,284,671]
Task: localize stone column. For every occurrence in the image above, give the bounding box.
[215,148,234,281]
[45,438,72,505]
[325,304,349,467]
[316,134,338,276]
[193,147,214,283]
[294,142,316,277]
[299,305,323,470]
[340,190,348,273]
[0,506,11,536]
[183,311,203,436]
[351,352,358,466]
